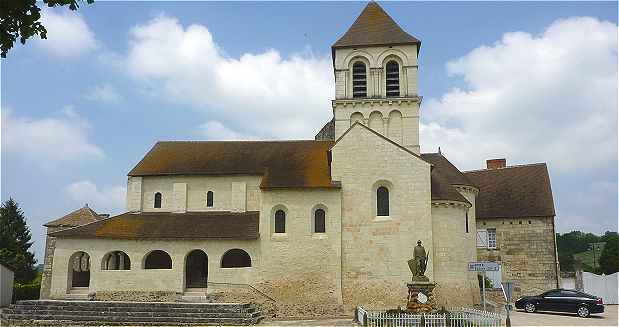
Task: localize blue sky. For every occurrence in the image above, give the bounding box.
[1,1,617,263]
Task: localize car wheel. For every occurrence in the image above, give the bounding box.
[577,306,590,318]
[524,303,536,313]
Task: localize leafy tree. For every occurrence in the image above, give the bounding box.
[598,232,619,275]
[0,0,94,58]
[0,198,37,283]
[557,231,603,272]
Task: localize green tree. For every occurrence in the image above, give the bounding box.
[0,0,94,58]
[556,231,602,272]
[0,198,37,283]
[599,232,619,275]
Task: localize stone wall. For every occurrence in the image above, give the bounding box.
[49,186,343,310]
[132,175,262,214]
[476,216,559,297]
[40,226,67,299]
[50,238,261,298]
[257,188,343,307]
[431,202,480,307]
[331,124,432,309]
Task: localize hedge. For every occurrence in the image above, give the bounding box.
[12,282,40,302]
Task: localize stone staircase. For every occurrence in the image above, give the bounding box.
[1,300,263,326]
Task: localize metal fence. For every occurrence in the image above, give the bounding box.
[355,307,502,327]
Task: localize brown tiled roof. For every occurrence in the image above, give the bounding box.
[128,141,339,189]
[333,2,421,50]
[420,153,471,205]
[49,211,260,240]
[421,153,473,187]
[430,169,470,205]
[464,163,556,219]
[43,206,103,227]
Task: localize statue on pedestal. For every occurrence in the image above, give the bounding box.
[407,240,429,282]
[406,240,435,313]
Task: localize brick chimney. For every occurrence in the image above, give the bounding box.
[486,158,506,169]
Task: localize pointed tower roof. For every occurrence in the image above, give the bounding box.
[333,2,421,50]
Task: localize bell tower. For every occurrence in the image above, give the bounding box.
[331,2,422,153]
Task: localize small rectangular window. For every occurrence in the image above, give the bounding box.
[487,228,497,249]
[465,210,469,233]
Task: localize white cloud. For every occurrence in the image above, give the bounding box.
[84,84,123,104]
[420,17,618,173]
[125,15,333,139]
[1,107,104,161]
[35,8,98,57]
[196,121,259,141]
[65,180,126,213]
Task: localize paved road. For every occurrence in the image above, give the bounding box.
[508,305,618,326]
[261,318,355,326]
[261,306,619,326]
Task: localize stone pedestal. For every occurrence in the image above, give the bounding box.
[406,282,436,314]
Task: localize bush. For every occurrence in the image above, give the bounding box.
[12,281,40,302]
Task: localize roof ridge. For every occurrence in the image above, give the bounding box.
[48,212,114,236]
[463,162,547,173]
[156,140,330,144]
[333,121,429,163]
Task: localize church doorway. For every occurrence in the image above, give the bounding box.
[185,250,208,289]
[68,251,90,289]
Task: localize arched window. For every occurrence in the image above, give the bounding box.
[385,61,400,97]
[206,191,214,207]
[144,250,172,269]
[154,192,162,208]
[221,249,252,268]
[314,209,326,233]
[274,209,286,233]
[101,251,131,270]
[377,186,390,216]
[352,61,367,98]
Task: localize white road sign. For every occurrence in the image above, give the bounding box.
[468,261,499,272]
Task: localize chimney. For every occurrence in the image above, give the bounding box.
[486,158,506,169]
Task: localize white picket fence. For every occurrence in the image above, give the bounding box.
[355,307,502,327]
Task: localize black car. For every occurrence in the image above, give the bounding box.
[515,289,604,318]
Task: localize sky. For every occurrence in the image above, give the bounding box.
[1,1,617,263]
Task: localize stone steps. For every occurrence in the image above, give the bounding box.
[10,304,256,313]
[2,300,263,326]
[6,309,260,318]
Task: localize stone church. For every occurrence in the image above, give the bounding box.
[40,2,559,310]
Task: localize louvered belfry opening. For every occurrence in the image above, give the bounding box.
[385,61,400,97]
[352,61,367,98]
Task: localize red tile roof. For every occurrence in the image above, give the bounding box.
[50,211,260,240]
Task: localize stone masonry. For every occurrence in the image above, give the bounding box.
[476,216,559,297]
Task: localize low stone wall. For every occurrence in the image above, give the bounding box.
[208,286,347,320]
[94,291,181,302]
